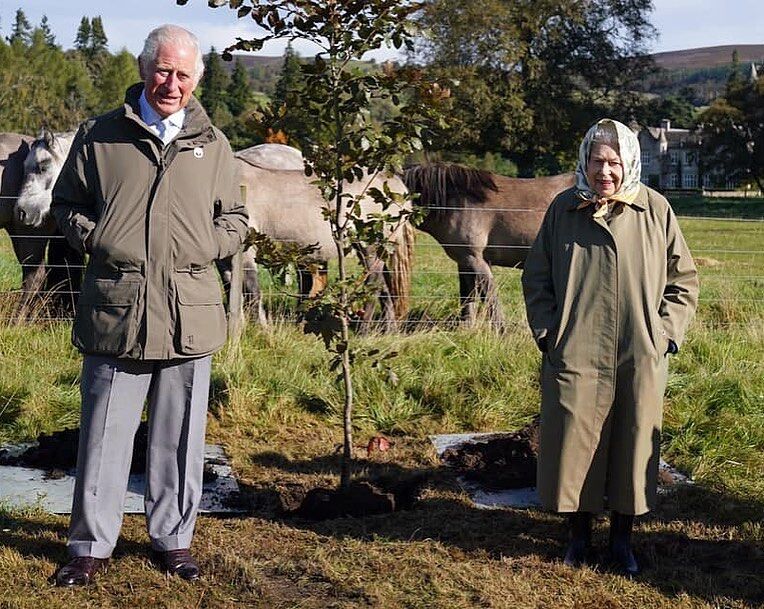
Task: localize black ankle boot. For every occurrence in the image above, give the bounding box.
[609,511,639,577]
[563,512,592,568]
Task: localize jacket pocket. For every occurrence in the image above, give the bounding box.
[174,270,227,355]
[73,277,142,356]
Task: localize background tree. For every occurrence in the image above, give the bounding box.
[97,49,141,111]
[39,15,56,47]
[181,0,445,490]
[7,8,32,46]
[270,42,311,146]
[413,0,656,175]
[223,57,263,149]
[0,15,137,133]
[700,67,764,191]
[635,89,698,129]
[74,16,90,53]
[226,58,253,117]
[0,29,97,132]
[89,16,108,55]
[200,47,232,126]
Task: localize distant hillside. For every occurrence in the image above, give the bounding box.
[210,53,379,98]
[208,45,763,104]
[653,44,764,70]
[215,54,284,96]
[639,44,764,103]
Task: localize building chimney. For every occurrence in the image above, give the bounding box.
[660,119,671,131]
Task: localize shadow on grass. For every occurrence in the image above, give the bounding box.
[671,194,764,220]
[0,510,147,568]
[245,449,764,606]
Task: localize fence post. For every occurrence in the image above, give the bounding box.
[227,184,247,344]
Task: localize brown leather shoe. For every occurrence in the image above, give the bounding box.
[152,548,201,581]
[55,556,108,587]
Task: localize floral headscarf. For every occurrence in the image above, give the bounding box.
[575,119,642,213]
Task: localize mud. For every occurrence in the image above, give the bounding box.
[440,419,688,491]
[0,424,218,481]
[441,420,540,490]
[285,473,430,520]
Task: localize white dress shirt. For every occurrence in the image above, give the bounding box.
[138,89,186,147]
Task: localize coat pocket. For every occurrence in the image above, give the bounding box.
[73,277,142,356]
[174,270,227,355]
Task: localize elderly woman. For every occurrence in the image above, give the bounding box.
[521,119,699,575]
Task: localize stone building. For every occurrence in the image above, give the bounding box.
[631,62,761,191]
[634,119,704,190]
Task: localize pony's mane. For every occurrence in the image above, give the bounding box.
[403,163,498,214]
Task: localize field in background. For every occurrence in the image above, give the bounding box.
[0,197,762,608]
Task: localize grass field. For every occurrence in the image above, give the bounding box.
[0,196,762,608]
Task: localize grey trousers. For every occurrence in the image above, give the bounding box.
[68,354,211,559]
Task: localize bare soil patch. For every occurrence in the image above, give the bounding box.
[441,419,540,490]
[0,424,219,483]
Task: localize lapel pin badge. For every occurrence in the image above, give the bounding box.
[194,147,204,159]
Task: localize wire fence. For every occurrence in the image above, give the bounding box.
[2,213,763,327]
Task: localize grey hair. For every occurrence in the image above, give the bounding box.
[139,24,205,82]
[589,121,620,150]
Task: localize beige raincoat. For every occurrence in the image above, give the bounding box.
[521,120,699,515]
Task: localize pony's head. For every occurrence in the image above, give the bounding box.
[15,128,74,228]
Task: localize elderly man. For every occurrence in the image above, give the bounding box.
[51,24,248,586]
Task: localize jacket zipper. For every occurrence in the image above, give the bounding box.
[144,155,168,358]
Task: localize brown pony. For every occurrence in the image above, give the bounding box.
[404,164,574,326]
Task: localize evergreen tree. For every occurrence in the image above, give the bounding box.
[0,29,97,132]
[74,16,91,52]
[8,8,32,46]
[272,43,302,109]
[200,47,230,120]
[271,43,311,146]
[39,15,56,47]
[90,16,108,54]
[97,49,140,112]
[226,58,252,116]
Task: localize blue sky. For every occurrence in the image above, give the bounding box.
[1,1,762,59]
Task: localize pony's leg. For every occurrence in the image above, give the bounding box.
[457,260,479,326]
[459,255,503,329]
[295,263,328,321]
[308,265,328,298]
[297,266,312,299]
[472,258,504,330]
[297,263,328,298]
[10,233,48,318]
[361,256,396,333]
[480,263,504,330]
[241,248,267,325]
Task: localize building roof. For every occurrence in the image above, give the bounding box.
[634,121,700,146]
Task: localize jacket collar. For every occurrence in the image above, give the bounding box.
[569,183,648,211]
[123,83,217,147]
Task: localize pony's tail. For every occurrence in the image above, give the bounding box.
[389,221,415,320]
